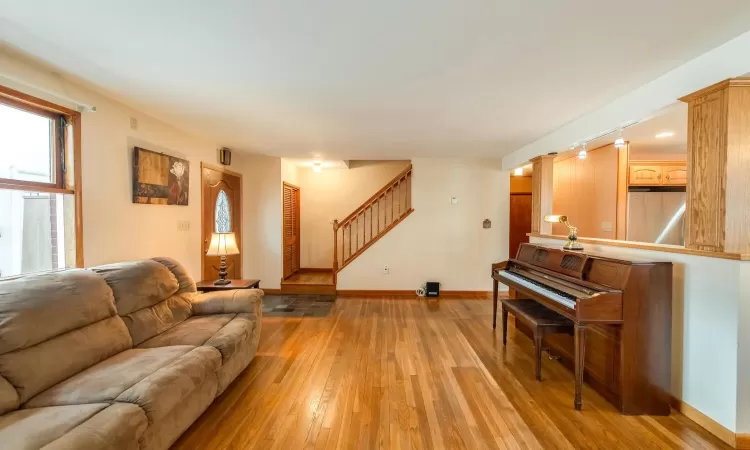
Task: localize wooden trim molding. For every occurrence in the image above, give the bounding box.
[670,397,737,448]
[530,155,555,235]
[737,434,750,450]
[527,233,749,261]
[678,77,750,103]
[200,161,243,178]
[336,290,491,298]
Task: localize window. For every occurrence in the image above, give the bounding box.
[215,190,231,232]
[0,86,82,278]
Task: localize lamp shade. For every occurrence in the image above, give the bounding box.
[544,215,567,224]
[206,232,240,256]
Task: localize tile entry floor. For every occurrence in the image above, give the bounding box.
[262,293,336,317]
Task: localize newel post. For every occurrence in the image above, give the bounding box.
[332,219,339,284]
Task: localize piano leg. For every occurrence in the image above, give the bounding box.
[534,330,543,381]
[502,306,508,345]
[492,279,498,329]
[574,324,587,410]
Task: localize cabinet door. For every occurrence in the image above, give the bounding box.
[629,165,662,185]
[663,165,687,185]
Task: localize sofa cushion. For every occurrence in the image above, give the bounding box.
[205,313,258,363]
[42,403,147,450]
[0,316,132,404]
[0,269,132,404]
[90,259,197,345]
[151,257,197,294]
[90,260,179,316]
[0,403,146,450]
[0,375,19,415]
[121,293,193,346]
[116,346,220,423]
[0,404,107,450]
[0,269,116,354]
[25,345,195,408]
[137,314,235,349]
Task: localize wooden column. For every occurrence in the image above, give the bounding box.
[530,155,555,235]
[615,143,629,240]
[680,78,750,253]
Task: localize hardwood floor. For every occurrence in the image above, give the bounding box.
[173,297,730,450]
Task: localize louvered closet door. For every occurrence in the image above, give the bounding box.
[283,182,301,279]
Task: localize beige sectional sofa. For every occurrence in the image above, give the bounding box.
[0,257,263,450]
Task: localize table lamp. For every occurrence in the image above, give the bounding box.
[206,232,240,285]
[544,215,584,251]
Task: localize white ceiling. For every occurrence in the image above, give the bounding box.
[1,1,749,160]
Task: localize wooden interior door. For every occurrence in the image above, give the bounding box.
[202,164,242,281]
[509,193,532,259]
[283,182,300,279]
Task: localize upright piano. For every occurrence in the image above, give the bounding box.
[492,243,672,415]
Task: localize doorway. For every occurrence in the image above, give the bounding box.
[282,182,300,279]
[509,174,533,259]
[201,163,242,281]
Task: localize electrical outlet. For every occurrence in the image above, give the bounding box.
[383,265,389,275]
[130,117,138,130]
[178,220,190,231]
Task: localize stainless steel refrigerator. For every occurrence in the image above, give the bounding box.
[627,187,686,245]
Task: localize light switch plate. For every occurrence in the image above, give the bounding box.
[601,221,613,232]
[178,221,190,231]
[450,196,458,204]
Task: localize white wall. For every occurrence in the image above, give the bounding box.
[280,158,299,186]
[337,159,509,291]
[531,236,742,432]
[737,263,750,434]
[1,49,283,286]
[297,160,410,268]
[236,155,283,289]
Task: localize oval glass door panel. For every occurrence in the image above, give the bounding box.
[215,190,231,232]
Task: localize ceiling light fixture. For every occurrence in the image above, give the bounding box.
[614,129,625,149]
[312,161,322,173]
[578,143,587,160]
[655,132,674,139]
[513,167,523,176]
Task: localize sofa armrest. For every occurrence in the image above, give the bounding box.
[192,289,264,316]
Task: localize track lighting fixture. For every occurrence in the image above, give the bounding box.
[614,129,625,149]
[578,143,587,160]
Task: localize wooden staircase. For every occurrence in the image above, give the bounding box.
[333,165,413,284]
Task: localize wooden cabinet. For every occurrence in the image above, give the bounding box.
[629,165,662,185]
[628,161,686,186]
[662,166,688,185]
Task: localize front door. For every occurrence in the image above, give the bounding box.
[202,164,242,281]
[282,182,300,279]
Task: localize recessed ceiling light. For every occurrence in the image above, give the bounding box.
[513,167,523,176]
[655,132,674,139]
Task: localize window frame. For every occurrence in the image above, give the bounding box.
[0,85,84,267]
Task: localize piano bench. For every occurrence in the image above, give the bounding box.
[500,298,573,381]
